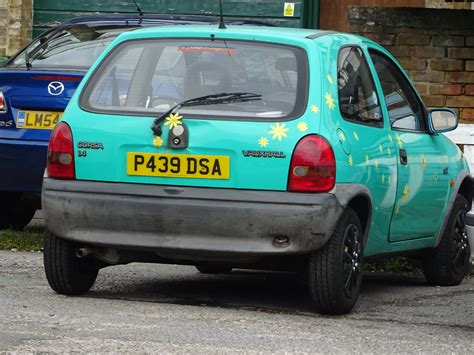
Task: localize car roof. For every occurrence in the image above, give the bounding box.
[120,25,325,40]
[115,25,365,44]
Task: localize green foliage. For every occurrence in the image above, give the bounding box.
[0,227,44,251]
[364,257,422,274]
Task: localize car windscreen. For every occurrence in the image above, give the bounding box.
[7,24,139,70]
[80,38,308,120]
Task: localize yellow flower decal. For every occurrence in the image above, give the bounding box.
[327,74,334,85]
[268,123,289,141]
[395,133,403,149]
[258,137,269,147]
[353,132,359,141]
[387,147,391,157]
[420,154,426,171]
[164,113,183,129]
[297,122,308,132]
[388,134,393,143]
[402,184,410,203]
[325,92,335,110]
[365,154,370,165]
[374,158,379,170]
[381,174,385,184]
[379,144,383,154]
[338,131,346,142]
[348,154,353,166]
[153,136,163,147]
[310,104,319,114]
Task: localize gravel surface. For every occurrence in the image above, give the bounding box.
[0,250,473,353]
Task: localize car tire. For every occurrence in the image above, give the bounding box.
[422,194,471,286]
[308,206,363,315]
[0,192,36,230]
[195,265,232,274]
[43,229,99,295]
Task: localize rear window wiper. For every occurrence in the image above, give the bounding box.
[151,92,262,136]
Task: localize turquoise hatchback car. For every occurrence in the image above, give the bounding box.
[42,25,472,314]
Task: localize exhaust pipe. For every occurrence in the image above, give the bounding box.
[76,247,94,258]
[75,247,120,264]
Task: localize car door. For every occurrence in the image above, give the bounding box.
[368,48,449,242]
[336,45,398,248]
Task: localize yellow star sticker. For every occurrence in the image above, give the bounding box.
[420,154,426,171]
[348,154,353,166]
[387,147,391,157]
[297,122,308,132]
[374,158,379,170]
[325,92,335,110]
[365,154,370,165]
[381,174,385,184]
[388,134,393,143]
[395,133,403,149]
[258,137,269,147]
[153,136,163,147]
[402,184,409,203]
[338,131,346,142]
[268,123,289,141]
[310,104,319,114]
[379,144,383,154]
[164,112,183,129]
[327,74,334,85]
[353,132,359,141]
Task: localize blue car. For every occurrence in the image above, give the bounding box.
[0,15,268,229]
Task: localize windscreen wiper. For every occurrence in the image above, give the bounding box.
[151,92,262,136]
[24,29,63,69]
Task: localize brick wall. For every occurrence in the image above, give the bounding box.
[0,0,32,56]
[348,6,474,123]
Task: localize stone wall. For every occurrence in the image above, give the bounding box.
[348,6,474,123]
[0,0,32,56]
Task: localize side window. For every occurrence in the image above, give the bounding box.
[369,50,426,132]
[338,47,383,127]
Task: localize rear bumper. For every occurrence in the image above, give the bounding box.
[0,138,47,193]
[42,179,368,259]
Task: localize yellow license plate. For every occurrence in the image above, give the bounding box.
[16,110,62,130]
[127,152,230,180]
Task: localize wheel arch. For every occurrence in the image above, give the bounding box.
[346,193,372,246]
[333,184,373,247]
[434,171,474,247]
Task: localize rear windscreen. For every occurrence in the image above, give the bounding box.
[8,24,138,70]
[80,38,308,120]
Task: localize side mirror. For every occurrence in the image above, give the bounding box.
[428,109,458,134]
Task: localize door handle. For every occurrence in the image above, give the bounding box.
[399,149,408,165]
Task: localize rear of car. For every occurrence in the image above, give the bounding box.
[43,27,342,252]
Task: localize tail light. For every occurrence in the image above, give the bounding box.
[288,134,335,192]
[47,122,75,179]
[0,91,7,113]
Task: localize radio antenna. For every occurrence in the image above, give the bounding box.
[218,0,226,29]
[133,0,144,16]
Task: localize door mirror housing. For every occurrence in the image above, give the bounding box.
[428,109,458,134]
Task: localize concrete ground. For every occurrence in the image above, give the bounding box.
[0,250,472,353]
